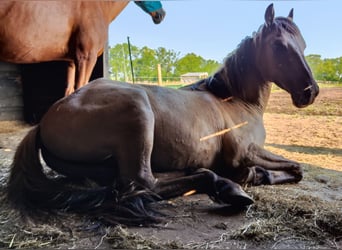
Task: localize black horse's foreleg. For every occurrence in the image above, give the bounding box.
[153,168,253,206]
[241,143,303,185]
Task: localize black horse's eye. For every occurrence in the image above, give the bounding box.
[272,41,287,53]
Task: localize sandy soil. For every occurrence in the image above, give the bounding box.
[0,86,341,249]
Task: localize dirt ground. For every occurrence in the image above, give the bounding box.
[0,86,341,249]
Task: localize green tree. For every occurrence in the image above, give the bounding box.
[134,46,158,82]
[306,54,323,80]
[336,57,342,81]
[306,54,342,82]
[202,59,221,75]
[108,43,138,81]
[174,53,220,76]
[174,53,206,75]
[155,47,180,81]
[322,59,337,81]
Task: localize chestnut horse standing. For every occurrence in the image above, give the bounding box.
[7,4,319,225]
[0,1,164,95]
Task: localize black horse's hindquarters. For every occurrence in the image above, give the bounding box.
[40,139,254,208]
[40,142,117,185]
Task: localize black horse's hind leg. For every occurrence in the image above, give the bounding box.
[240,143,303,185]
[153,168,253,206]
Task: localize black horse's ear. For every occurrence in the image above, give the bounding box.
[288,8,294,21]
[265,3,275,27]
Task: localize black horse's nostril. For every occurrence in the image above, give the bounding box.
[304,83,319,99]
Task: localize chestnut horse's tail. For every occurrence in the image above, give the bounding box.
[7,126,161,225]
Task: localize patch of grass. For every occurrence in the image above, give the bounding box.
[165,84,185,89]
[318,82,342,88]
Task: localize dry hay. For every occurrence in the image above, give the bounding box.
[0,121,30,134]
[231,184,342,248]
[0,190,79,249]
[0,189,183,249]
[105,226,182,249]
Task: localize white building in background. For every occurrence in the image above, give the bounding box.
[180,72,208,83]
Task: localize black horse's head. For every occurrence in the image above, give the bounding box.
[255,4,319,108]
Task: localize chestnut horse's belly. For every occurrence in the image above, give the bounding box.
[0,2,73,63]
[0,45,70,64]
[0,29,71,63]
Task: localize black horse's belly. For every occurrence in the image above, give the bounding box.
[40,143,117,185]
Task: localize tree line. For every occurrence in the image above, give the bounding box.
[306,55,342,82]
[108,43,220,82]
[109,43,342,83]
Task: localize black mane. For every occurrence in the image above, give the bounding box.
[206,36,257,99]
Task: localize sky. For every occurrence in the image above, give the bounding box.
[109,0,342,63]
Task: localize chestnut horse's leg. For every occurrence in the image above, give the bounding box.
[64,52,96,96]
[74,51,98,91]
[153,168,253,206]
[65,61,76,96]
[239,143,303,185]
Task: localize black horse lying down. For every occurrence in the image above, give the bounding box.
[7,4,318,225]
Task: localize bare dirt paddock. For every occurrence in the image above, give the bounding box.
[0,86,341,249]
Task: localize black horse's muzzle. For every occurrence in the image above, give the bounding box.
[292,82,319,108]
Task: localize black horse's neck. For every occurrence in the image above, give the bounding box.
[205,73,230,99]
[206,36,268,107]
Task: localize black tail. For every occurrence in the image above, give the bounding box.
[7,126,162,225]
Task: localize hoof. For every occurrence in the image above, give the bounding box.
[215,179,254,206]
[223,192,254,207]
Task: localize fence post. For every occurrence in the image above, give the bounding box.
[127,36,135,83]
[157,64,162,86]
